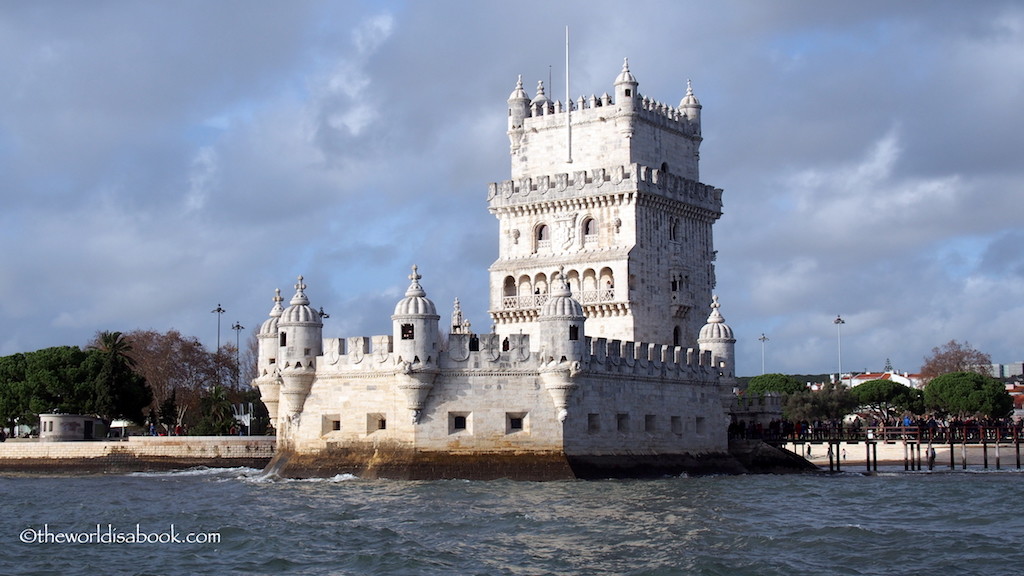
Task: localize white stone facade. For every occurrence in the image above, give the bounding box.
[252,60,737,479]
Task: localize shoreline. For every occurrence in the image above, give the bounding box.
[0,436,275,475]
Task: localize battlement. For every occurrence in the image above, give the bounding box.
[488,163,722,215]
[313,330,720,382]
[525,92,699,136]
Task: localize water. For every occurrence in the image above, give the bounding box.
[2,468,1023,575]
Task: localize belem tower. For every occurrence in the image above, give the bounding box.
[253,60,760,479]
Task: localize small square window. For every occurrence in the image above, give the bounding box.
[332,420,341,431]
[616,413,630,433]
[401,324,415,340]
[448,412,471,434]
[367,413,386,433]
[506,412,527,434]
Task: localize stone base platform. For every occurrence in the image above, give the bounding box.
[264,440,814,480]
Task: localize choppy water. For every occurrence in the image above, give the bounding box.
[2,467,1023,575]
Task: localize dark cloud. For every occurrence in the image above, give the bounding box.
[2,1,1022,377]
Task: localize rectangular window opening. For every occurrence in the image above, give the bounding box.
[616,413,630,433]
[644,414,657,433]
[671,416,683,436]
[506,412,527,434]
[448,412,471,434]
[401,323,415,340]
[367,413,387,433]
[587,413,600,434]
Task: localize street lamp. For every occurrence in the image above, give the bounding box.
[211,304,225,351]
[758,333,769,375]
[834,315,845,385]
[231,321,244,388]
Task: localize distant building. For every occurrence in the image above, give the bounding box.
[848,371,925,389]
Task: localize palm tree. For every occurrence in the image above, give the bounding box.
[88,331,150,425]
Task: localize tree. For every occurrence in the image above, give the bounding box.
[124,329,220,430]
[924,371,1012,419]
[851,379,924,424]
[784,382,858,422]
[87,331,152,425]
[193,384,235,435]
[921,340,992,380]
[746,373,806,396]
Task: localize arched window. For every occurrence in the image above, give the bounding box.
[583,218,597,236]
[673,326,682,347]
[537,224,550,241]
[669,219,679,242]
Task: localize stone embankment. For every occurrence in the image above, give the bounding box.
[0,436,275,474]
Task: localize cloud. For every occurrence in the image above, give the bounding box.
[2,1,1023,382]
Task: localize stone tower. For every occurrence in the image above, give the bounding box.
[488,59,724,348]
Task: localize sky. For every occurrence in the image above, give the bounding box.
[2,1,1023,377]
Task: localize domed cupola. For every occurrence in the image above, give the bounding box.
[540,275,585,321]
[537,269,586,364]
[698,295,733,341]
[277,276,323,368]
[531,80,552,114]
[698,295,736,378]
[257,288,285,375]
[679,78,702,130]
[393,265,437,317]
[392,265,440,366]
[259,288,285,337]
[614,57,639,110]
[281,276,322,325]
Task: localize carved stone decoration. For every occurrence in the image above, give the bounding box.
[397,370,437,425]
[540,362,581,422]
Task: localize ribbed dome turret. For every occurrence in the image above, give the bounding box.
[259,288,285,335]
[615,57,637,86]
[280,276,322,325]
[698,295,734,341]
[531,80,551,108]
[679,78,701,108]
[540,276,584,319]
[394,265,437,316]
[508,75,529,101]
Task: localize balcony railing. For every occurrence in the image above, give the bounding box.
[501,289,615,310]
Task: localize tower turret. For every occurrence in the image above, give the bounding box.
[277,276,322,424]
[253,288,285,428]
[508,75,530,153]
[538,271,585,422]
[614,58,639,112]
[697,295,735,379]
[391,265,441,423]
[679,78,702,132]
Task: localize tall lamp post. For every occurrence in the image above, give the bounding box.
[758,333,769,375]
[834,315,845,385]
[211,304,225,351]
[231,321,244,389]
[212,304,225,387]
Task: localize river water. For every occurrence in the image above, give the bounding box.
[2,467,1022,575]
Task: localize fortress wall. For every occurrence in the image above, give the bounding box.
[563,373,728,455]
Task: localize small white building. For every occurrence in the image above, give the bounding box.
[39,414,106,442]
